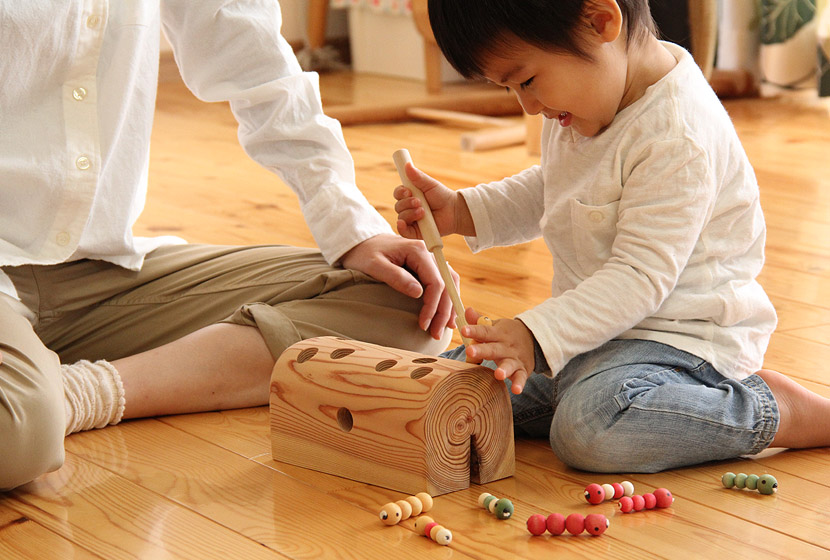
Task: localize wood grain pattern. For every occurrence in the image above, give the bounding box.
[270,337,514,495]
[0,72,828,559]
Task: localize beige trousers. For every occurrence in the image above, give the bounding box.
[0,244,449,489]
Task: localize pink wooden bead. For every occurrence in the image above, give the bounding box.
[584,483,605,505]
[619,496,634,513]
[642,493,657,510]
[526,514,547,536]
[546,513,566,535]
[565,513,585,535]
[631,494,646,511]
[653,488,674,508]
[584,514,609,536]
[611,483,625,499]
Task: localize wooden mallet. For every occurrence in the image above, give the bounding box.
[393,149,473,347]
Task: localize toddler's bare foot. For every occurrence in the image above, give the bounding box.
[757,369,830,449]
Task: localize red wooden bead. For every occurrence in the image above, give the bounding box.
[584,514,609,536]
[642,493,657,510]
[653,488,674,508]
[584,483,605,505]
[546,513,566,535]
[619,496,634,513]
[526,514,547,536]
[611,482,625,499]
[423,522,439,537]
[631,494,646,511]
[565,513,585,535]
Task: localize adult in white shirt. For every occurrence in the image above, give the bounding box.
[0,1,452,489]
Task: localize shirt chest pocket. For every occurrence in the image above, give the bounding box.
[569,198,620,277]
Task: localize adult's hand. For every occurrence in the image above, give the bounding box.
[341,234,457,340]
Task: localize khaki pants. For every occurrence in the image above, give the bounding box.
[0,244,449,489]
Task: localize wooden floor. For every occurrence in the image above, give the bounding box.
[2,72,830,559]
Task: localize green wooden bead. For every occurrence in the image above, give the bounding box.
[721,472,736,488]
[745,474,760,490]
[757,474,779,495]
[734,473,748,489]
[494,498,514,520]
[483,495,497,510]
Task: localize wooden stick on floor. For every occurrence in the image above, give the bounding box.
[393,149,473,347]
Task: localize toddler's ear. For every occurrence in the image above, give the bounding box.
[584,0,623,43]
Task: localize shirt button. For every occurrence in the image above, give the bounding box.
[76,156,91,170]
[589,211,604,223]
[87,14,101,28]
[72,87,88,101]
[56,232,71,246]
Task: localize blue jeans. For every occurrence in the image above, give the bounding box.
[441,339,779,473]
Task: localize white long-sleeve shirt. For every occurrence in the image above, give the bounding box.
[461,43,777,380]
[0,0,392,300]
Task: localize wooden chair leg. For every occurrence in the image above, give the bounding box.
[688,0,718,80]
[307,0,329,50]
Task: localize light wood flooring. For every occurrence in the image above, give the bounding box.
[2,72,829,559]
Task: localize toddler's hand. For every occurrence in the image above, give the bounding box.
[461,308,535,394]
[393,163,460,240]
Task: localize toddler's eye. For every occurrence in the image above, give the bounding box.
[520,77,534,90]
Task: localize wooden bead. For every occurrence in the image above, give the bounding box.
[546,513,566,535]
[631,494,646,511]
[601,484,616,500]
[642,493,657,510]
[414,516,435,535]
[653,488,674,508]
[415,492,434,512]
[405,495,424,516]
[621,481,635,496]
[722,472,737,488]
[584,483,605,504]
[583,514,610,536]
[610,483,625,499]
[734,473,748,489]
[565,513,585,535]
[396,500,413,521]
[432,526,452,546]
[379,502,402,525]
[757,474,778,495]
[493,498,514,520]
[526,514,547,536]
[477,492,493,508]
[618,496,634,513]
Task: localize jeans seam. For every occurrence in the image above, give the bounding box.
[741,376,779,453]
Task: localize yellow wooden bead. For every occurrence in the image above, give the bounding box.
[405,495,423,516]
[396,499,413,520]
[477,316,493,326]
[379,502,402,525]
[414,515,435,535]
[415,492,433,512]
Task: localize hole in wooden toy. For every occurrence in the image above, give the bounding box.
[410,367,433,379]
[296,348,318,363]
[331,348,355,360]
[375,359,397,372]
[413,357,437,364]
[336,407,353,432]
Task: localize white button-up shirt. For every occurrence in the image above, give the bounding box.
[0,0,392,299]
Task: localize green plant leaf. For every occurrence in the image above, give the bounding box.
[761,0,816,44]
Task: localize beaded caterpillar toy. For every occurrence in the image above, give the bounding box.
[477,492,514,520]
[526,513,609,537]
[413,515,452,546]
[379,492,434,525]
[583,481,635,504]
[721,472,778,495]
[618,488,674,513]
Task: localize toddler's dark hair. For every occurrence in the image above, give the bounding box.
[428,0,657,79]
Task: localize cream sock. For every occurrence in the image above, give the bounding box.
[62,359,126,436]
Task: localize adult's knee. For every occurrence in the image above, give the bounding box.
[0,355,65,490]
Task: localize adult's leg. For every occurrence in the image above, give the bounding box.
[547,340,778,473]
[11,245,450,419]
[0,295,64,489]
